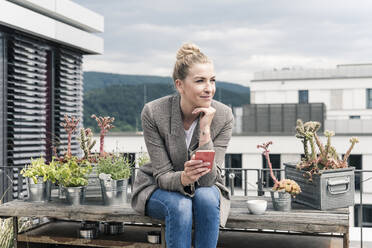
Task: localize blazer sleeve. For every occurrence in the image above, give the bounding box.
[141,104,195,196]
[191,107,234,187]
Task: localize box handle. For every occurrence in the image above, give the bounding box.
[327,177,351,195]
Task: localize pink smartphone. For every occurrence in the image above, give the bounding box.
[194,150,215,169]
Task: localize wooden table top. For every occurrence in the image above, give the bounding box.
[0,195,349,234]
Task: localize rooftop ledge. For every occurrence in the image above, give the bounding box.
[0,0,103,54]
[7,0,104,33]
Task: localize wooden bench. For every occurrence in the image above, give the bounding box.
[0,196,350,248]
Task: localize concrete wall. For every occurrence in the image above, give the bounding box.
[0,0,103,54]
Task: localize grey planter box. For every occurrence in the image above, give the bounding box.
[284,162,355,210]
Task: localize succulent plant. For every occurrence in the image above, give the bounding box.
[78,128,96,160]
[295,119,359,181]
[257,141,301,197]
[91,115,115,157]
[60,114,80,158]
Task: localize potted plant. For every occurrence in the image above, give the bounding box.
[54,115,93,205]
[257,141,301,211]
[91,114,135,206]
[55,156,92,205]
[284,119,359,210]
[97,154,134,206]
[20,157,57,202]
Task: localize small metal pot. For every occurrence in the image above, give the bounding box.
[79,228,97,239]
[99,222,124,235]
[147,231,161,244]
[99,222,110,234]
[270,190,292,211]
[27,177,47,202]
[109,222,124,235]
[63,186,86,206]
[100,178,128,206]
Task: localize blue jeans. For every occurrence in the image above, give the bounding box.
[146,186,220,248]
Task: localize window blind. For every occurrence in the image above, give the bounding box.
[7,35,48,199]
[54,48,83,157]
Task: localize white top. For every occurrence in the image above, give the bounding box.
[184,119,198,149]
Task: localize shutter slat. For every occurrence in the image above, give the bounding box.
[8,94,46,103]
[9,87,47,97]
[8,61,47,74]
[9,81,47,91]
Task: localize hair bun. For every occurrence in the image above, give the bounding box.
[176,43,201,60]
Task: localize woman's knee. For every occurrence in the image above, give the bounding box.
[147,189,192,221]
[194,186,220,208]
[158,192,192,221]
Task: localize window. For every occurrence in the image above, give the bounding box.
[299,90,308,104]
[343,154,362,190]
[262,154,281,187]
[225,154,242,188]
[367,89,372,108]
[354,204,372,227]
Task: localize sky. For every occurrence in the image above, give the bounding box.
[75,0,372,86]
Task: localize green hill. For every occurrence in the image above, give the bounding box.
[83,71,250,94]
[83,72,250,132]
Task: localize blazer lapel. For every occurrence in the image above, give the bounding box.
[168,94,188,170]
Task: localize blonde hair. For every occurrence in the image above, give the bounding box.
[172,43,211,82]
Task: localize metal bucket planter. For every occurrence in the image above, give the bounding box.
[270,190,291,211]
[100,178,128,206]
[285,162,355,210]
[27,177,47,202]
[63,186,86,206]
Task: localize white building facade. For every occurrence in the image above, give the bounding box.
[251,64,372,134]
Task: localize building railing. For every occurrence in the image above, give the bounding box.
[1,166,371,247]
[221,167,372,248]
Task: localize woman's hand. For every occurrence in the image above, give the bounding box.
[181,155,211,186]
[192,107,216,146]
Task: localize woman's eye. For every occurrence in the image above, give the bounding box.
[196,80,204,83]
[211,79,216,83]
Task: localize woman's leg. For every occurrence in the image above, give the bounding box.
[193,186,220,248]
[146,188,193,248]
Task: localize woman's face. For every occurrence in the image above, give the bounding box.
[176,63,216,109]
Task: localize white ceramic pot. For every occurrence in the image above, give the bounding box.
[246,199,267,215]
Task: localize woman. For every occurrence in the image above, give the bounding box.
[131,43,233,248]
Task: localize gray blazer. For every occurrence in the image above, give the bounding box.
[131,94,234,227]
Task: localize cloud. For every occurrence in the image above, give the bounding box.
[77,0,372,86]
